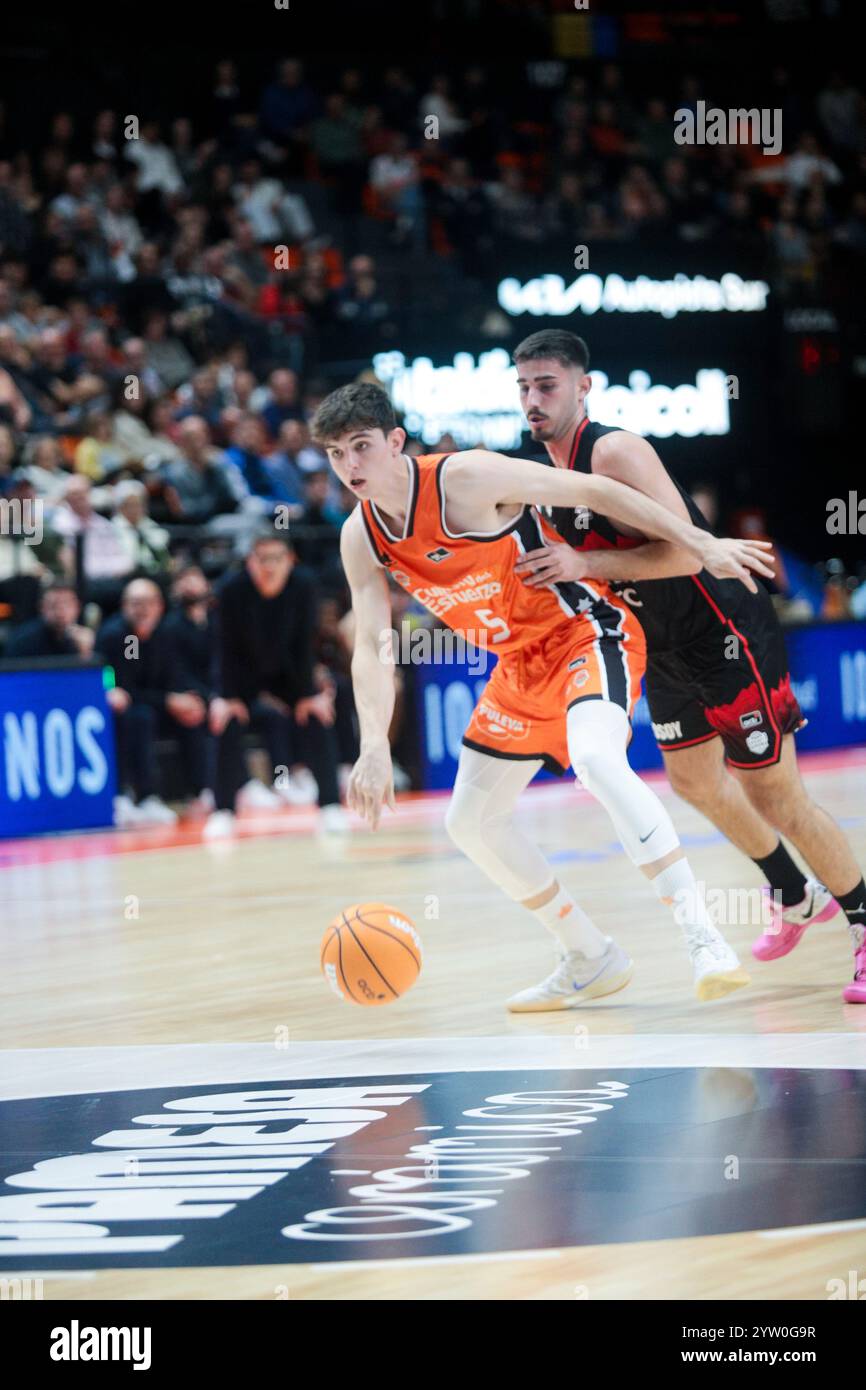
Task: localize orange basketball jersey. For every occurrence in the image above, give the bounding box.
[360,452,630,655]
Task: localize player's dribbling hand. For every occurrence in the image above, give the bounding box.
[347,745,396,830]
[515,542,589,587]
[699,536,776,593]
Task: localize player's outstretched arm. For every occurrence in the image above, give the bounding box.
[340,512,397,829]
[455,450,774,593]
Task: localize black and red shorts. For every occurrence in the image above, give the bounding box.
[645,583,804,769]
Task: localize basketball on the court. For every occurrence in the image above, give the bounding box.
[320,903,423,1005]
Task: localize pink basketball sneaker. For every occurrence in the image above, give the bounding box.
[842,943,866,1004]
[751,880,839,961]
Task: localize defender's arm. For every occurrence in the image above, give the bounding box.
[451,450,773,591]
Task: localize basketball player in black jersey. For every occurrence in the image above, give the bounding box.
[512,329,866,1003]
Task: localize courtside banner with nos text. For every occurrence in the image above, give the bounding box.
[415,621,866,791]
[0,665,116,837]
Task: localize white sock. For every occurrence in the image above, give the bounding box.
[532,885,608,957]
[650,858,719,939]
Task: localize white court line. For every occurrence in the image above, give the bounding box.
[0,1033,863,1100]
[307,1247,565,1271]
[758,1219,866,1240]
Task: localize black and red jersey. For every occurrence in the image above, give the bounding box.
[543,417,758,653]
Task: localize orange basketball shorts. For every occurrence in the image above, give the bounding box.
[462,610,646,775]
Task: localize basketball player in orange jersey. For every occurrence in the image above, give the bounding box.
[312,382,774,1008]
[512,328,866,1004]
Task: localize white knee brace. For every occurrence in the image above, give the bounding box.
[445,749,553,901]
[567,701,681,867]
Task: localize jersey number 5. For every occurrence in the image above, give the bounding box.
[474,608,511,644]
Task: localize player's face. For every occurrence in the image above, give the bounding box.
[517,359,589,442]
[323,427,404,499]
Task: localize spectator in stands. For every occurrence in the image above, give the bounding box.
[52,474,133,610]
[0,420,20,485]
[292,469,347,592]
[434,158,492,272]
[633,98,675,165]
[784,132,843,191]
[227,218,269,287]
[111,479,171,576]
[206,529,346,837]
[142,309,194,391]
[266,418,319,504]
[123,245,178,334]
[211,59,243,142]
[258,59,318,164]
[124,120,184,201]
[97,576,209,826]
[369,131,425,249]
[486,167,543,244]
[100,184,144,266]
[162,564,215,705]
[310,94,365,208]
[0,356,32,431]
[22,435,68,499]
[232,160,288,245]
[419,74,467,144]
[142,398,184,465]
[817,72,866,154]
[4,581,94,660]
[334,255,391,331]
[225,412,295,507]
[73,410,127,482]
[835,190,866,254]
[260,368,303,438]
[118,336,162,402]
[174,366,225,428]
[157,416,241,526]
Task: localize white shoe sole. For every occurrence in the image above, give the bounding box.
[695,964,751,1002]
[507,960,634,1013]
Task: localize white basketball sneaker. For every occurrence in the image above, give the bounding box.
[113,794,144,828]
[237,779,281,811]
[687,926,750,1001]
[319,804,350,833]
[136,795,178,826]
[507,938,633,1012]
[202,810,237,841]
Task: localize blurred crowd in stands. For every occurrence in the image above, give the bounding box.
[0,55,864,824]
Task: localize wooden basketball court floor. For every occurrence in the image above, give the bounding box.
[2,747,864,1301]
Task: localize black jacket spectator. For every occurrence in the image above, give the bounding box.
[214,564,317,704]
[5,618,81,659]
[162,605,215,699]
[95,612,180,708]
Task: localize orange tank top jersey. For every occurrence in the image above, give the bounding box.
[361,452,646,773]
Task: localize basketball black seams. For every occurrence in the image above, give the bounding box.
[344,919,398,997]
[355,911,422,969]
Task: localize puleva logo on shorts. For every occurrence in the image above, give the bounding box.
[475,700,529,741]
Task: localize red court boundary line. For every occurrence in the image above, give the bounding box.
[0,746,863,869]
